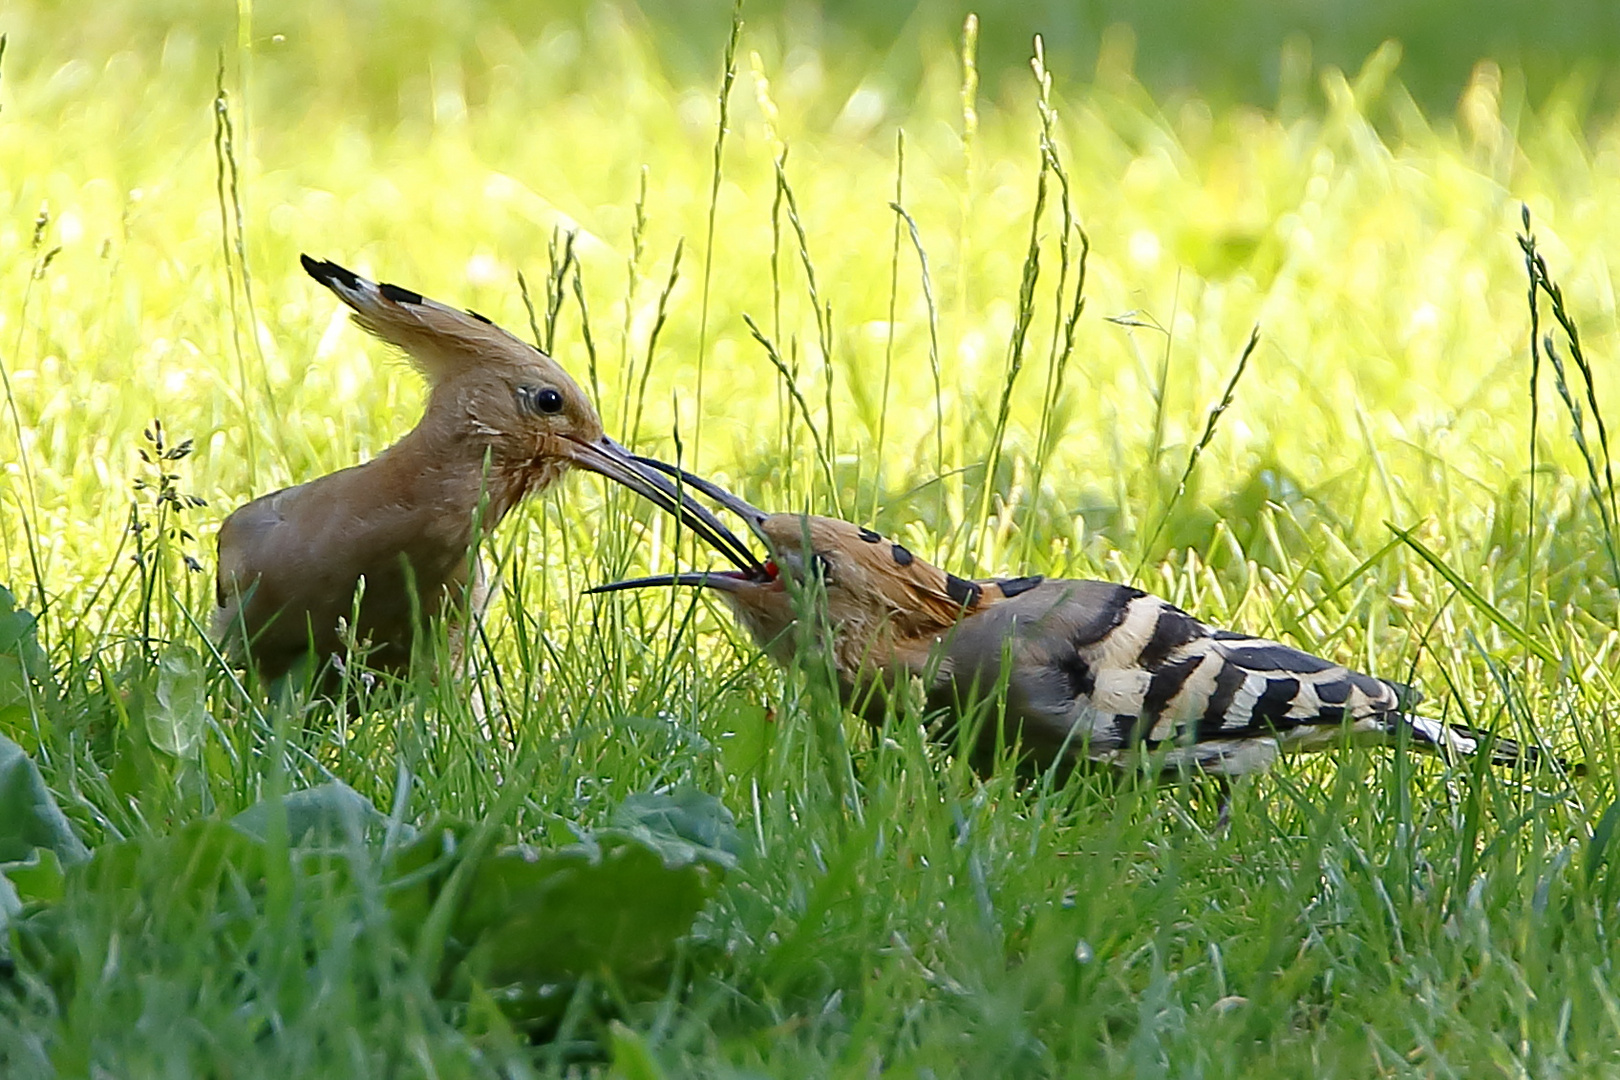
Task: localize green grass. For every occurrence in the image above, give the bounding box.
[2,2,1620,1075]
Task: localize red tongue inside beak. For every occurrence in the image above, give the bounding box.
[725,560,778,585]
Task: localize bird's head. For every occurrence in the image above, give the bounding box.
[586,462,980,671]
[300,255,749,549]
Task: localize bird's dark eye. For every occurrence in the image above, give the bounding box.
[811,552,835,584]
[521,386,565,415]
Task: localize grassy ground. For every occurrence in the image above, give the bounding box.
[2,2,1620,1075]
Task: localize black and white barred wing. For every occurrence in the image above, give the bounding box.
[942,578,1491,776]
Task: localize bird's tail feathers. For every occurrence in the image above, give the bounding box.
[1402,713,1582,775]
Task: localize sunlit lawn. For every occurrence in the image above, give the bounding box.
[2,2,1620,1075]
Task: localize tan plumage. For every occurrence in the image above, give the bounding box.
[592,465,1549,780]
[214,255,757,683]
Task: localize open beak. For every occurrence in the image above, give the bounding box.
[582,455,779,596]
[626,453,770,534]
[584,569,762,595]
[566,435,765,577]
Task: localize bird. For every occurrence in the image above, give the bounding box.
[588,462,1556,785]
[213,255,760,685]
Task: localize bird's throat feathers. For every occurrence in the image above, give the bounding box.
[375,405,559,537]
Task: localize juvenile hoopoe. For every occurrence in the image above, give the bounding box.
[213,256,755,683]
[591,464,1547,780]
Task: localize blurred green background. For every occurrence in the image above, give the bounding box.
[652,0,1620,113]
[4,0,1617,600]
[8,0,1619,116]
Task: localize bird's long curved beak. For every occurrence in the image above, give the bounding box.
[583,569,763,596]
[625,453,771,540]
[583,454,781,595]
[566,435,765,576]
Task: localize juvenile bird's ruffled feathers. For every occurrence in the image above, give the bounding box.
[590,467,1567,779]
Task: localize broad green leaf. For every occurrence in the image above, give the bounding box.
[231,780,398,846]
[0,584,52,710]
[458,834,719,989]
[0,734,88,865]
[150,645,208,759]
[384,792,735,1023]
[0,656,33,713]
[0,586,44,660]
[609,787,743,870]
[3,847,65,904]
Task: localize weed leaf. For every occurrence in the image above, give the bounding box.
[231,780,398,846]
[609,787,743,870]
[150,646,208,759]
[0,735,88,866]
[0,585,53,709]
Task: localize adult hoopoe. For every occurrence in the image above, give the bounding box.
[590,463,1555,782]
[213,256,756,683]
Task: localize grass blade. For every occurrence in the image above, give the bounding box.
[1387,521,1559,664]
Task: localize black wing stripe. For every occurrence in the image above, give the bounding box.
[379,282,424,305]
[1142,654,1204,720]
[1312,678,1351,705]
[1071,586,1145,649]
[1221,642,1336,673]
[1252,676,1301,724]
[1113,713,1151,747]
[1137,604,1205,669]
[1350,672,1399,707]
[1199,662,1249,737]
[301,254,361,291]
